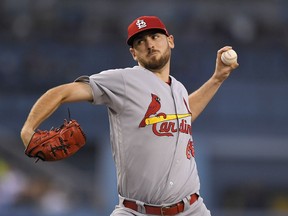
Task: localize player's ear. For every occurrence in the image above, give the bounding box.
[129,48,138,61]
[167,35,175,49]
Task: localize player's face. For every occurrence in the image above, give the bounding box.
[130,30,175,71]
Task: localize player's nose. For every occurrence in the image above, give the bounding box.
[145,36,155,49]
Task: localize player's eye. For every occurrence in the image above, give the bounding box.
[152,34,160,39]
[134,38,144,46]
[137,39,144,44]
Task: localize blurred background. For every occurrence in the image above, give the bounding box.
[0,0,287,215]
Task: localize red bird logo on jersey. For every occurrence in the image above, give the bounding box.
[139,93,161,127]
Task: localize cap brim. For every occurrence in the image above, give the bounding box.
[127,28,168,46]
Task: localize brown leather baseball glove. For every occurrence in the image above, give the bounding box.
[25,119,86,162]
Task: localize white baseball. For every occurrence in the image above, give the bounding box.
[221,49,238,65]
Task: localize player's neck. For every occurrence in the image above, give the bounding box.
[153,70,170,83]
[148,63,171,83]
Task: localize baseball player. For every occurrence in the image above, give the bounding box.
[21,16,239,215]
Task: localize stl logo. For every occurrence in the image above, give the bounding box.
[136,19,147,29]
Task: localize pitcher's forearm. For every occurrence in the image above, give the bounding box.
[20,87,64,146]
[188,76,222,122]
[188,46,239,122]
[25,89,63,130]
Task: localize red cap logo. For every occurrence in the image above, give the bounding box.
[127,16,169,46]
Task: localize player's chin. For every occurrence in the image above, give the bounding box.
[147,64,166,72]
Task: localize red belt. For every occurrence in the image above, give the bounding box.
[123,193,198,215]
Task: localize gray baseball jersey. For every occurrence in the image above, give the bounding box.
[76,65,200,205]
